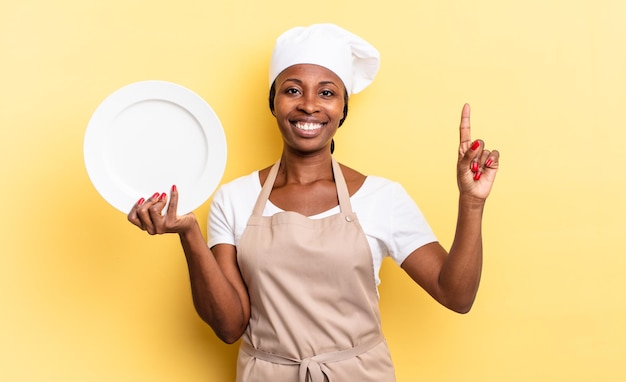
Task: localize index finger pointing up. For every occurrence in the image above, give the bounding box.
[459,103,472,155]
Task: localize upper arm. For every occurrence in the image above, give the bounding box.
[400,242,449,305]
[207,183,250,320]
[211,243,251,325]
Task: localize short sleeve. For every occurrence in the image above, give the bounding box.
[385,182,438,266]
[207,186,236,248]
[349,177,438,279]
[207,172,261,249]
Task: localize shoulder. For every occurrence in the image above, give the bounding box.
[209,171,261,235]
[336,162,409,200]
[354,175,409,203]
[351,174,422,217]
[213,171,261,205]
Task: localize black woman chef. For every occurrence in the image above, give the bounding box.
[128,23,500,382]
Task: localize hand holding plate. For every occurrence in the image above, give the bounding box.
[127,185,196,235]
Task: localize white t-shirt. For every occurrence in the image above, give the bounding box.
[208,171,438,286]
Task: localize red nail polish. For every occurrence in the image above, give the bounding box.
[172,185,177,192]
[485,159,493,167]
[160,193,167,200]
[152,192,160,200]
[137,197,145,205]
[471,140,480,151]
[471,161,479,172]
[474,171,482,180]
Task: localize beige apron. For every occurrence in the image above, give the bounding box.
[236,158,395,382]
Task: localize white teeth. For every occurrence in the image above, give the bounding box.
[295,122,323,131]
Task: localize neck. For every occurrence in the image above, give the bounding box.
[278,151,334,185]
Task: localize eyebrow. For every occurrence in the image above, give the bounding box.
[282,78,339,87]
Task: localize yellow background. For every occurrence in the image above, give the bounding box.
[2,0,625,380]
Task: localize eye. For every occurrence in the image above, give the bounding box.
[285,87,301,95]
[320,89,334,97]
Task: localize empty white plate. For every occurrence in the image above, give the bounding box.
[84,80,227,214]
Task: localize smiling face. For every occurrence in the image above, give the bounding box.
[272,64,347,156]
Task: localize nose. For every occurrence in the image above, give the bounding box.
[297,93,319,114]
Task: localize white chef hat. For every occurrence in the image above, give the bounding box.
[269,23,380,95]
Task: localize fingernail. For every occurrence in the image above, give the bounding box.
[152,192,160,200]
[471,161,479,172]
[137,197,145,205]
[159,193,167,200]
[474,171,482,180]
[471,140,480,151]
[485,159,493,167]
[172,184,177,192]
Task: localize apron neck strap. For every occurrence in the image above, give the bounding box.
[252,157,354,216]
[331,157,353,214]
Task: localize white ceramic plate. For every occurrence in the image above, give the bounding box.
[84,80,227,214]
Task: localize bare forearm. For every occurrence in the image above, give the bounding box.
[406,103,498,313]
[438,195,485,313]
[179,224,247,343]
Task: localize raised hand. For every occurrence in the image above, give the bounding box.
[457,104,499,201]
[127,185,197,235]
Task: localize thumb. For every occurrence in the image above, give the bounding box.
[166,185,179,219]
